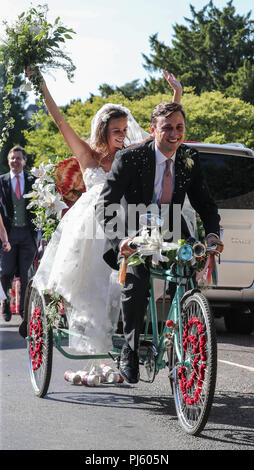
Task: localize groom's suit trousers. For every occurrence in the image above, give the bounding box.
[121,262,151,351]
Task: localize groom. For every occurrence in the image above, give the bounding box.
[96,102,223,383]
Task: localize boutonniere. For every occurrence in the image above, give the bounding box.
[179,146,194,170]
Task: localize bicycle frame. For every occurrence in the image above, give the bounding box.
[143,262,195,376]
[26,243,217,434]
[51,261,195,367]
[53,327,118,361]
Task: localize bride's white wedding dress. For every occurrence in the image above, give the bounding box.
[33,167,122,354]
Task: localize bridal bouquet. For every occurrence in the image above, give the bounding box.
[0,4,76,146]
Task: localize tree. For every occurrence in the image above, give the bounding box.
[23,89,254,167]
[182,89,254,148]
[0,65,30,173]
[142,1,254,98]
[99,79,146,100]
[226,60,254,104]
[98,83,116,98]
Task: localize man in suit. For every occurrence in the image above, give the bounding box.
[0,145,37,322]
[96,102,223,384]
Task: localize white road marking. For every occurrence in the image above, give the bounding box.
[218,359,254,372]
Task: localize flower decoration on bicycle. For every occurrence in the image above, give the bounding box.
[118,213,220,287]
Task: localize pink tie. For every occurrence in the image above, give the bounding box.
[159,159,173,205]
[15,175,21,200]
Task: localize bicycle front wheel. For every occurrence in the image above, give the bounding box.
[172,291,217,435]
[27,284,53,398]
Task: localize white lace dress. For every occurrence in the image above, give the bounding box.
[33,167,122,353]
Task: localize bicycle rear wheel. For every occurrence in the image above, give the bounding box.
[27,283,53,398]
[171,291,217,435]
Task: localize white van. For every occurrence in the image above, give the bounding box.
[186,142,254,334]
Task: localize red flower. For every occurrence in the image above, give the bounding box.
[178,318,207,405]
[29,307,44,371]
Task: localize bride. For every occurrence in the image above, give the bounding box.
[20,70,182,354]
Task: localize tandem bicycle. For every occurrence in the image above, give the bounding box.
[24,214,219,436]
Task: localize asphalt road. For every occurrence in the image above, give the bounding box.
[0,313,253,455]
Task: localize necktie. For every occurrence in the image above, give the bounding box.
[159,159,173,205]
[15,174,21,200]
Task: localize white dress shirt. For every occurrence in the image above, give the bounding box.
[152,144,176,203]
[152,146,219,241]
[10,170,25,196]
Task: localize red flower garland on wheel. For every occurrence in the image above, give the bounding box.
[29,307,44,371]
[178,317,207,405]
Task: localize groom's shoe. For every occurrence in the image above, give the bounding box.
[2,301,12,322]
[119,343,140,384]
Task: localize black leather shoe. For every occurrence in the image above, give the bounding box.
[19,320,28,339]
[2,301,12,322]
[119,343,140,384]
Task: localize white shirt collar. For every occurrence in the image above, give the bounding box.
[10,170,24,180]
[155,144,176,165]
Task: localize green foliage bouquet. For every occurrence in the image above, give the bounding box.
[0,3,76,147]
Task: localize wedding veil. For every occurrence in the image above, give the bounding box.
[90,103,150,146]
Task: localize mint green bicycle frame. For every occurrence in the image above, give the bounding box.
[52,262,194,369]
[142,263,195,376]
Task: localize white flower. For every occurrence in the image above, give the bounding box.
[185,157,194,169]
[161,241,179,251]
[151,250,170,266]
[31,163,54,182]
[42,192,68,219]
[47,218,56,226]
[26,199,39,210]
[20,82,32,92]
[23,190,38,199]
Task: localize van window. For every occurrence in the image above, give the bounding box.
[199,153,254,209]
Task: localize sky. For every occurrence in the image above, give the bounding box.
[1,0,253,106]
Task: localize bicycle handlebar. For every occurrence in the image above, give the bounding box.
[128,241,138,250]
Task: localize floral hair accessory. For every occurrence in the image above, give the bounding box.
[101,113,111,123]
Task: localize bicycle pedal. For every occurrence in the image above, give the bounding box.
[108,352,120,368]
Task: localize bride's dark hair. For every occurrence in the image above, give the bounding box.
[91,107,128,158]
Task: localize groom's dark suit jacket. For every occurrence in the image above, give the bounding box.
[96,140,220,270]
[0,171,37,245]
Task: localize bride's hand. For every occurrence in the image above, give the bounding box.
[162,70,183,103]
[162,70,182,92]
[25,66,42,81]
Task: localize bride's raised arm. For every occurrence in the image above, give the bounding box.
[27,71,95,174]
[163,71,183,103]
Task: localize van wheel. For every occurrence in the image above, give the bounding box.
[224,307,254,335]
